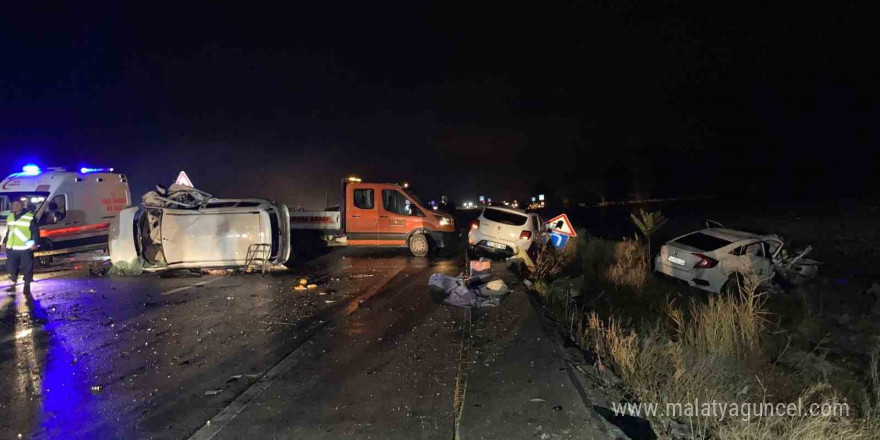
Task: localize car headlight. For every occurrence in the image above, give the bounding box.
[439,216,451,226]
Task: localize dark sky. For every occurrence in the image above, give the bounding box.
[2,1,878,208]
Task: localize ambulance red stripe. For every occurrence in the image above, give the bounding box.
[39,222,111,238]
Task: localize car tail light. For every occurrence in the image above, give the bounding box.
[692,253,718,269]
[519,230,532,240]
[471,219,480,230]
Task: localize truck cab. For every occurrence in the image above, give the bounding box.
[289,178,458,257]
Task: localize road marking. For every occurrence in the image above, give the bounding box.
[161,277,223,296]
[186,340,318,440]
[186,265,408,440]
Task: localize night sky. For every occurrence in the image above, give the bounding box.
[2,2,877,209]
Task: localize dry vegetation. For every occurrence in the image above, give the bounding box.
[536,230,880,439]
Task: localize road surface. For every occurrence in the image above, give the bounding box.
[0,248,466,440]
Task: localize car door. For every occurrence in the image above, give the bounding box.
[378,189,414,246]
[346,186,378,245]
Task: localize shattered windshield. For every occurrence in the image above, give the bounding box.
[0,192,50,215]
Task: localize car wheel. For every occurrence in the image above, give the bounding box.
[408,233,430,257]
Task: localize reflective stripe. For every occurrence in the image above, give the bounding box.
[10,245,31,250]
[12,228,28,241]
[5,212,34,247]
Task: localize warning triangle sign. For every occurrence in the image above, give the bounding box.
[546,213,577,237]
[175,171,194,187]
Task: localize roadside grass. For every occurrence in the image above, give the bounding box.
[535,232,880,439]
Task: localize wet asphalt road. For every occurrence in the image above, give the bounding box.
[0,248,466,440]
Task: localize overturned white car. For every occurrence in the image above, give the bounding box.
[654,225,819,293]
[109,184,290,271]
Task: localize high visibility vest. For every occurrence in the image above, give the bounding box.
[5,212,35,250]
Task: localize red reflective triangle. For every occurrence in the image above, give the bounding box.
[175,171,194,187]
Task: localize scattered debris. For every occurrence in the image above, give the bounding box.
[307,284,317,290]
[350,274,375,278]
[300,278,308,285]
[160,268,203,278]
[203,269,233,276]
[325,300,335,304]
[318,292,328,296]
[226,375,243,384]
[530,398,545,402]
[90,385,103,393]
[294,285,307,292]
[204,389,223,396]
[106,259,144,277]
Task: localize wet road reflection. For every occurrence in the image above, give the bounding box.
[1,247,464,439]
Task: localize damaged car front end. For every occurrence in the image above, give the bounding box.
[109,184,291,271]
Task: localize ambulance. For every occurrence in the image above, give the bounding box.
[0,164,131,265]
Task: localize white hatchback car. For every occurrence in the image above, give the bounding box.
[654,228,784,293]
[468,206,549,258]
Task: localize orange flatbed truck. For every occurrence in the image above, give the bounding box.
[289,177,458,257]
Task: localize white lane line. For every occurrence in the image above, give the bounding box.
[161,277,224,296]
[186,339,318,440]
[186,265,411,440]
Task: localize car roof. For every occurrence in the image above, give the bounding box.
[483,206,528,215]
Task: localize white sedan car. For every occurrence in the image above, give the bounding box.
[468,206,549,258]
[654,227,784,293]
[110,185,291,271]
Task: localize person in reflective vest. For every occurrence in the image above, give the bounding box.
[2,200,40,294]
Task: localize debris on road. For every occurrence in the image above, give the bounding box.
[307,284,317,290]
[90,385,103,393]
[294,285,307,292]
[204,389,223,396]
[106,259,144,277]
[428,266,509,308]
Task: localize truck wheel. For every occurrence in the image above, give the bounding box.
[408,233,430,257]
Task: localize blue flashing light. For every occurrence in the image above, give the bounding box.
[80,167,114,174]
[21,164,41,175]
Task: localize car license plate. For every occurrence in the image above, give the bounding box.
[667,255,686,266]
[487,241,506,250]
